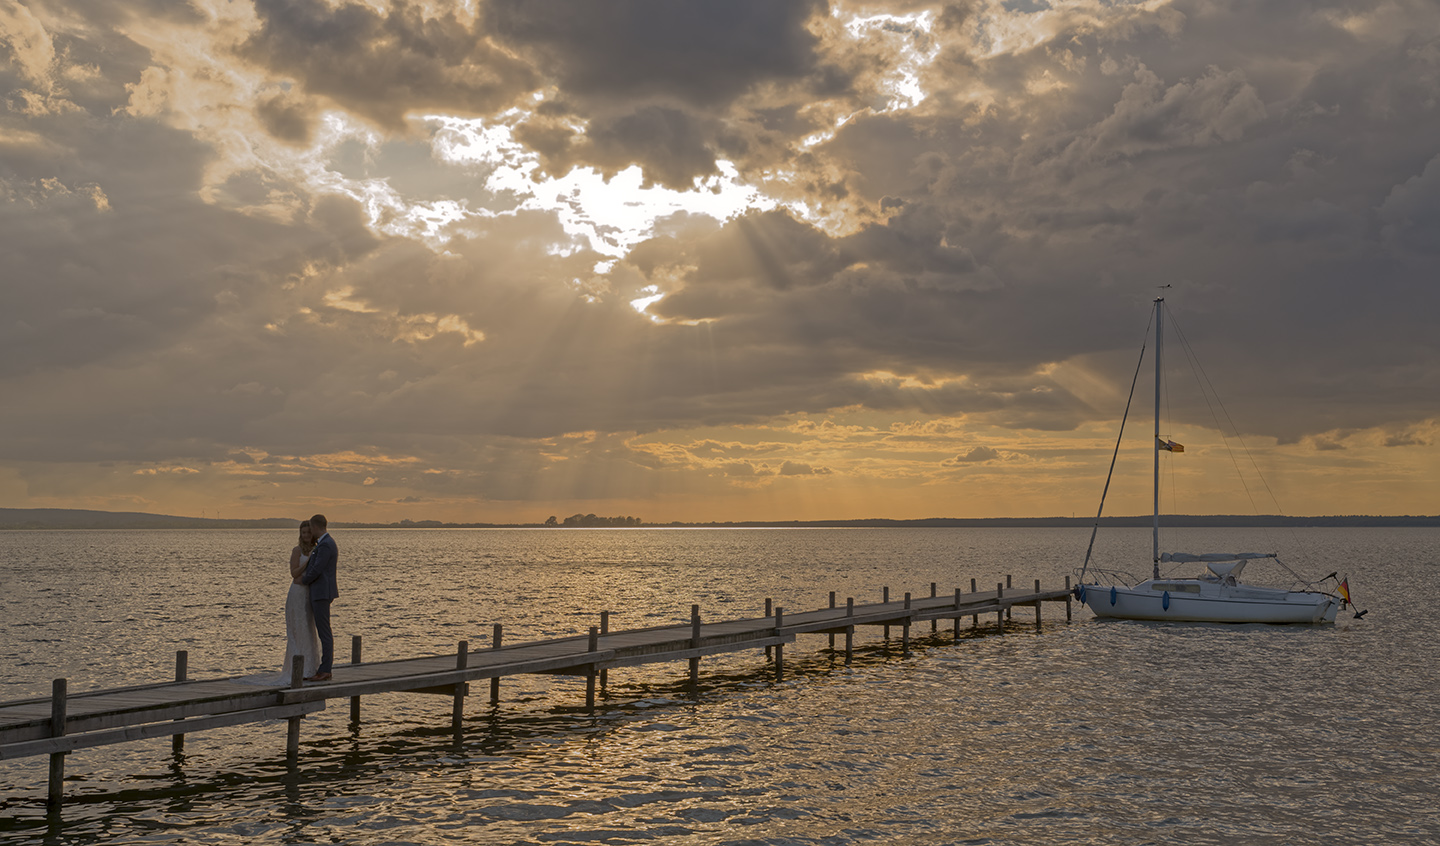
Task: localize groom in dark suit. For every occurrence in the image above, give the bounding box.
[300,513,339,682]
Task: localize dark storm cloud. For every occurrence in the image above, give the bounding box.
[5,0,1440,517]
[238,0,845,186]
[1,120,248,376]
[242,0,540,130]
[581,105,723,189]
[1380,154,1440,256]
[488,0,851,187]
[484,0,824,106]
[0,3,389,465]
[723,0,1440,442]
[255,89,318,144]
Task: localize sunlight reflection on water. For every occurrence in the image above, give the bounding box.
[2,528,1438,844]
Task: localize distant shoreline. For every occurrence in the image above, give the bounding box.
[2,507,1437,530]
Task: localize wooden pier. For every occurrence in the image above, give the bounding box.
[1,578,1072,807]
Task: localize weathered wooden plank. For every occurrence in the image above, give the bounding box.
[276,650,618,705]
[598,635,794,671]
[0,705,57,722]
[605,631,793,658]
[0,701,326,761]
[59,693,187,709]
[910,593,1067,621]
[0,691,289,745]
[782,608,920,633]
[0,676,216,710]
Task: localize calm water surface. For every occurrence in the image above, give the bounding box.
[1,527,1437,844]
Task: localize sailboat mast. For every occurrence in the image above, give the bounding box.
[1153,297,1163,578]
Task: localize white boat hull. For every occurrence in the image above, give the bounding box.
[1075,300,1357,626]
[1078,582,1340,624]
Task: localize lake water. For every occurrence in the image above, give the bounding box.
[1,527,1437,844]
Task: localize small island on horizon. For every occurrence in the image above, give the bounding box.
[2,507,1438,531]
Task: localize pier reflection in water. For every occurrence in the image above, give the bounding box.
[1,527,1437,844]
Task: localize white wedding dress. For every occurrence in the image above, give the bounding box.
[237,551,323,686]
[282,553,322,680]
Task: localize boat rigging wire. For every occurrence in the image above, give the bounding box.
[1078,308,1154,583]
[1166,311,1319,587]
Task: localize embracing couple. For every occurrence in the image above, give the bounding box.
[284,514,339,683]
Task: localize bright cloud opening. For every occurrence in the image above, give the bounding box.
[428,115,774,260]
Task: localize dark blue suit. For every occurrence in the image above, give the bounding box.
[300,532,339,674]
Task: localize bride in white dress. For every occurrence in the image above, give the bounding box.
[283,521,322,680]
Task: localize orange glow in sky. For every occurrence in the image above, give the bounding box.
[3,0,1438,523]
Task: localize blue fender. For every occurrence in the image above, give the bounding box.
[1162,591,1170,611]
[1076,584,1087,603]
[1109,586,1118,606]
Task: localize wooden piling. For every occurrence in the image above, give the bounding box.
[452,641,468,730]
[954,588,962,638]
[286,655,304,758]
[600,611,610,690]
[996,583,1005,633]
[688,605,701,693]
[172,650,187,753]
[930,583,938,633]
[902,593,912,655]
[350,636,362,723]
[765,598,773,661]
[1035,580,1043,630]
[46,679,65,808]
[828,592,836,652]
[585,627,599,709]
[971,578,979,627]
[1065,576,1073,622]
[883,586,890,640]
[774,607,784,682]
[490,623,502,704]
[1006,575,1013,620]
[845,597,854,665]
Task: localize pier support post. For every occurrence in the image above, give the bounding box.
[47,679,66,809]
[930,583,938,632]
[600,611,610,690]
[452,641,468,731]
[828,592,836,652]
[883,586,890,641]
[585,627,599,710]
[971,579,978,628]
[1006,575,1013,620]
[350,636,362,724]
[765,599,773,661]
[172,650,187,753]
[954,588,962,639]
[996,583,1006,633]
[688,605,701,694]
[1065,576,1073,622]
[902,593,912,656]
[1035,580,1043,631]
[845,598,854,665]
[490,624,502,705]
[774,608,785,682]
[286,655,304,759]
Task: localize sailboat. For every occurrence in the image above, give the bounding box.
[1074,297,1349,624]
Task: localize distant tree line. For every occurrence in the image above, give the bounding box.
[6,508,1440,531]
[544,514,644,527]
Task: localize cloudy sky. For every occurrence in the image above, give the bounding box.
[2,0,1438,523]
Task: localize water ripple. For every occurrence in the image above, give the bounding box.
[2,528,1439,845]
